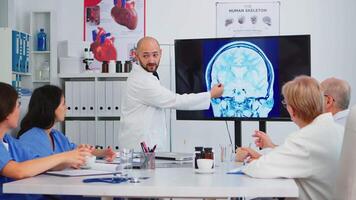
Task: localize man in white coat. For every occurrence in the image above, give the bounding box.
[236,76,343,200]
[321,77,351,126]
[119,36,224,151]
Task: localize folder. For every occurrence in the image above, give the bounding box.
[97,81,106,116]
[105,121,114,148]
[74,121,80,144]
[65,120,73,141]
[65,120,80,144]
[87,81,95,116]
[112,81,121,116]
[87,120,96,146]
[105,81,113,116]
[65,81,73,116]
[96,121,106,148]
[113,121,120,150]
[120,81,127,116]
[72,82,81,116]
[80,121,88,144]
[80,81,88,116]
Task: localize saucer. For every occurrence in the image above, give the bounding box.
[80,165,92,169]
[195,168,215,174]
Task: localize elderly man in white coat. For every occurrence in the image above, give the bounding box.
[321,77,351,126]
[236,76,343,200]
[119,36,224,151]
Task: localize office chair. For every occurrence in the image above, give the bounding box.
[333,105,356,200]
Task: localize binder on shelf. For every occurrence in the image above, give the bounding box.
[65,81,73,116]
[64,120,73,141]
[120,81,128,116]
[113,121,120,150]
[97,81,106,116]
[105,121,114,148]
[73,121,80,144]
[80,81,88,116]
[112,81,121,116]
[72,82,81,116]
[96,121,106,148]
[80,121,88,144]
[105,81,113,116]
[87,81,95,116]
[65,120,80,144]
[87,120,96,145]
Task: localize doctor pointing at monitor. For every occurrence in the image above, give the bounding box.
[119,36,224,151]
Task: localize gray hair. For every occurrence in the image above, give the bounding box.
[321,77,351,110]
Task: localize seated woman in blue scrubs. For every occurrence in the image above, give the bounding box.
[0,82,91,200]
[17,85,116,161]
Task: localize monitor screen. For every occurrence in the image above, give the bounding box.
[175,35,311,121]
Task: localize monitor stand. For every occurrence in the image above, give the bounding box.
[234,120,267,147]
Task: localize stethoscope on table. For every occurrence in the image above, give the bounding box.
[83,174,150,184]
[83,177,129,184]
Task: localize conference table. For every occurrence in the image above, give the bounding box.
[4,162,298,199]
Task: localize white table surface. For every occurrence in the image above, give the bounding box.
[4,163,298,199]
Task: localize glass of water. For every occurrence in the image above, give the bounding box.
[119,148,140,183]
[220,144,235,163]
[119,148,133,172]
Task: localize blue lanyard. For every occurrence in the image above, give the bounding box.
[83,177,128,184]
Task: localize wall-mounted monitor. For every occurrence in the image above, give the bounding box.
[175,35,311,121]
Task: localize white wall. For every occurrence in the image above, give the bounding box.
[14,0,356,154]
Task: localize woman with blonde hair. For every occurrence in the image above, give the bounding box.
[236,75,344,200]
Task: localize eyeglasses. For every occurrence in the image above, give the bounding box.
[281,99,287,108]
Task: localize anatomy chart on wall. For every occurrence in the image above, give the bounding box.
[216,2,280,37]
[84,0,145,62]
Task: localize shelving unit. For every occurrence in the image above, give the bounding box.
[59,73,130,79]
[30,11,56,88]
[0,27,31,89]
[59,74,128,149]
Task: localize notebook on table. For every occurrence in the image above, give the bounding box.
[45,163,120,177]
[155,152,193,161]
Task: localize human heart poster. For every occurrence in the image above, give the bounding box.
[84,0,145,63]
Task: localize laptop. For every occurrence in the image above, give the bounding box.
[155,152,193,161]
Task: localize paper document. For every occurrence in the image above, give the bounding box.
[227,165,246,175]
[46,163,120,177]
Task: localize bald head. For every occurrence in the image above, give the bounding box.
[321,77,351,111]
[135,36,162,72]
[136,36,160,53]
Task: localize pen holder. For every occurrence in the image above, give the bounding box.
[141,152,155,169]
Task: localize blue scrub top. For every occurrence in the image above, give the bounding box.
[19,127,77,157]
[1,134,96,200]
[0,134,42,200]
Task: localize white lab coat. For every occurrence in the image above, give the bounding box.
[119,64,211,151]
[333,109,349,126]
[243,113,344,200]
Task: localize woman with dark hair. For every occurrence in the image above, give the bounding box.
[18,85,116,161]
[0,82,90,199]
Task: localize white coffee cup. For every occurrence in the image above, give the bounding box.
[197,159,214,171]
[82,155,96,169]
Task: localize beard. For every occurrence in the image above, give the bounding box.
[138,58,160,72]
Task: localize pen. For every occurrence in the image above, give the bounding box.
[140,142,148,153]
[243,143,252,166]
[243,155,250,166]
[140,142,144,152]
[151,144,157,152]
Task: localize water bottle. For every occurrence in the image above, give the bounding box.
[37,28,47,51]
